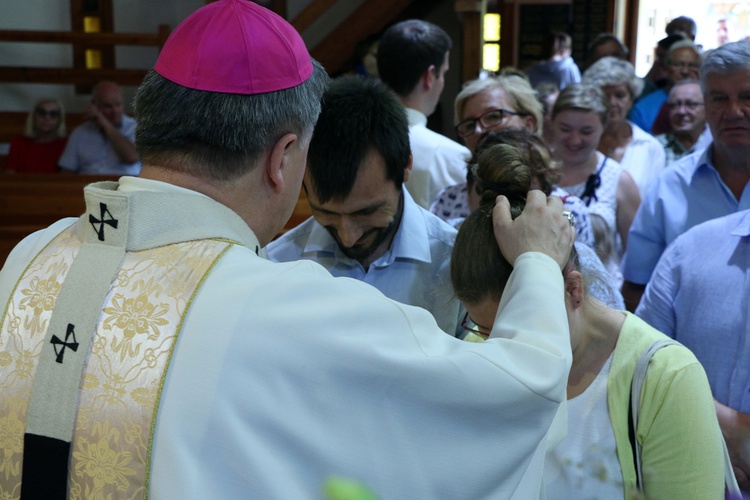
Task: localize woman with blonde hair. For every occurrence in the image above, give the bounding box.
[550,83,640,286]
[6,98,67,173]
[453,74,542,152]
[432,75,597,251]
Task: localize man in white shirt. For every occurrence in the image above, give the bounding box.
[377,19,471,209]
[0,1,575,498]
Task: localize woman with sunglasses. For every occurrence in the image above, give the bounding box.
[6,98,68,174]
[451,140,730,499]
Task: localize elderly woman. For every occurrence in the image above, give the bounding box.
[430,74,595,250]
[453,74,541,152]
[451,141,732,499]
[550,83,640,287]
[582,57,666,197]
[6,98,67,173]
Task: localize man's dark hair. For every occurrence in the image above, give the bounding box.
[307,75,411,204]
[376,19,452,97]
[134,60,329,182]
[666,16,697,40]
[587,33,630,61]
[546,32,572,57]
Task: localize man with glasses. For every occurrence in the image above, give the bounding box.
[58,80,141,175]
[377,19,471,210]
[654,79,711,164]
[630,40,702,134]
[267,75,466,338]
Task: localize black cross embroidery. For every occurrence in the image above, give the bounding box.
[50,323,79,364]
[89,202,118,241]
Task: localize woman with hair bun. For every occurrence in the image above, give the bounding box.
[451,141,730,499]
[465,129,623,310]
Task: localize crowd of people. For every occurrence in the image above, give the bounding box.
[1,1,749,498]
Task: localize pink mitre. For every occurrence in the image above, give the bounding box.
[154,0,313,94]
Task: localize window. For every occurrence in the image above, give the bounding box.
[483,13,501,72]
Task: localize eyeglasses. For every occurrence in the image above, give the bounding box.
[666,100,704,110]
[669,62,700,71]
[461,312,489,339]
[455,108,527,138]
[35,108,61,118]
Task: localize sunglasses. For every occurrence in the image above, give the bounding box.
[35,108,61,118]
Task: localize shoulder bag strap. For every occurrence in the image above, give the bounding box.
[630,338,741,496]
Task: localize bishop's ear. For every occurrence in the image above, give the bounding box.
[266,132,299,193]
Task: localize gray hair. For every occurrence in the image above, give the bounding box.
[134,59,329,182]
[454,75,543,135]
[582,56,644,99]
[700,40,750,94]
[551,83,609,127]
[666,40,702,63]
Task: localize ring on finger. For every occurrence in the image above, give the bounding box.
[562,211,576,227]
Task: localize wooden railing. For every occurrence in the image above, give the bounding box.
[0,26,170,86]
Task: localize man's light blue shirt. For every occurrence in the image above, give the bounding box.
[58,114,141,175]
[622,145,750,285]
[266,188,464,336]
[636,209,750,412]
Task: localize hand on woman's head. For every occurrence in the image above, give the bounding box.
[493,191,575,269]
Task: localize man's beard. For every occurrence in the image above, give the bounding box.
[330,191,404,263]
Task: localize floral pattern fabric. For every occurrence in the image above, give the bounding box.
[0,224,230,499]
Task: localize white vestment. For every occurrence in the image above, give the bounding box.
[0,177,571,499]
[405,108,471,209]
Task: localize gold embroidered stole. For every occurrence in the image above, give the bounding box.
[0,223,234,499]
[1,181,259,499]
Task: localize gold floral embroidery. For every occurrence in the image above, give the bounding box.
[72,421,136,496]
[103,277,170,362]
[0,398,25,482]
[0,229,231,499]
[0,225,78,498]
[70,240,231,498]
[18,275,61,316]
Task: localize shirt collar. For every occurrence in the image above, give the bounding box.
[730,210,750,237]
[663,133,688,154]
[666,126,711,155]
[302,187,433,267]
[406,107,427,127]
[118,175,212,198]
[690,146,717,180]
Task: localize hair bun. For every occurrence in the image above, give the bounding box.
[474,143,532,211]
